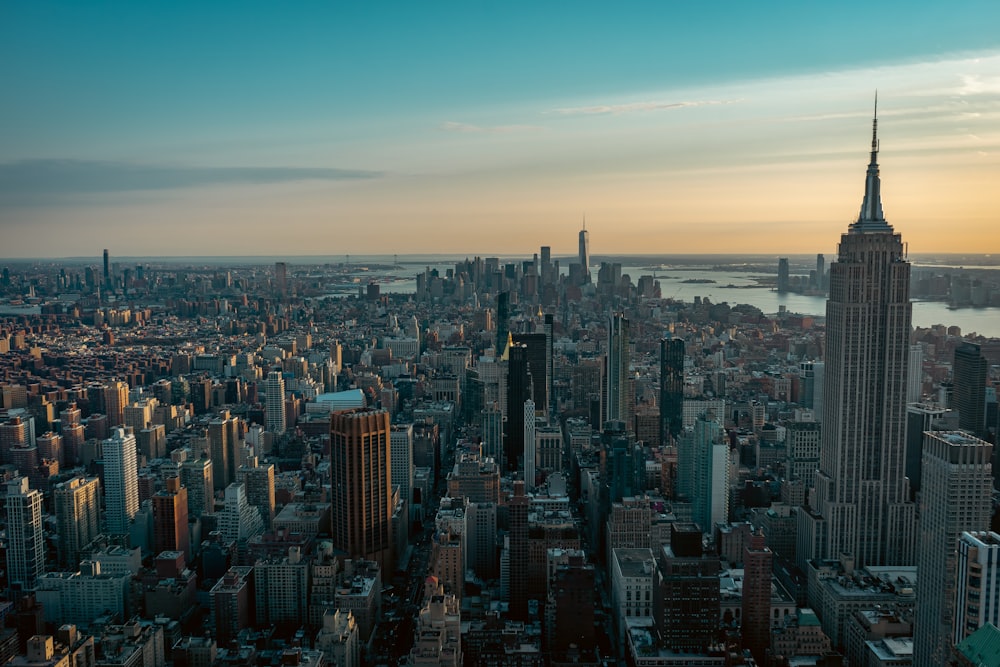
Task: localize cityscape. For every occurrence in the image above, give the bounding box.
[3,4,1000,667]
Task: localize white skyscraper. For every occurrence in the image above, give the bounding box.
[265,370,286,435]
[801,102,916,568]
[914,431,992,667]
[104,427,139,536]
[390,424,414,515]
[954,531,1000,646]
[523,399,536,491]
[5,476,44,592]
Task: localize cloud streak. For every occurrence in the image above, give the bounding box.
[0,159,382,198]
[548,98,740,116]
[439,121,542,134]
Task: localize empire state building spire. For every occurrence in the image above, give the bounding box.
[853,93,890,231]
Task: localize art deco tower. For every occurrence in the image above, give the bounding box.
[804,101,916,567]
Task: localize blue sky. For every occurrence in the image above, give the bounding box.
[2,1,1000,257]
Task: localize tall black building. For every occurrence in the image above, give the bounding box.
[659,338,685,444]
[496,291,510,356]
[103,248,111,289]
[954,341,987,438]
[513,332,548,416]
[654,523,721,653]
[505,343,531,473]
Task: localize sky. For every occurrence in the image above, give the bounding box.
[2,1,1000,259]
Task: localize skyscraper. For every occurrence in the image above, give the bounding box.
[954,341,988,439]
[390,424,414,520]
[495,292,510,357]
[659,337,684,444]
[209,410,241,492]
[742,530,773,662]
[53,476,101,570]
[914,431,992,667]
[512,332,548,416]
[265,371,286,435]
[777,257,789,293]
[5,476,44,593]
[504,343,531,473]
[954,531,1000,646]
[180,454,214,518]
[607,313,630,425]
[103,248,111,290]
[330,409,393,571]
[237,458,276,531]
[578,220,590,282]
[804,104,916,568]
[274,261,288,298]
[152,476,190,559]
[523,399,536,489]
[104,427,139,536]
[677,413,729,531]
[507,480,530,620]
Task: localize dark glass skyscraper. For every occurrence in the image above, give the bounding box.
[954,341,987,438]
[496,291,510,356]
[505,343,531,473]
[659,337,684,444]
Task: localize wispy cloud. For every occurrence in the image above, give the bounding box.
[439,121,542,134]
[548,98,740,116]
[0,159,382,199]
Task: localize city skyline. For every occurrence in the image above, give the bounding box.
[2,3,1000,257]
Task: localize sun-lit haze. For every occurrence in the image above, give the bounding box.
[2,2,1000,258]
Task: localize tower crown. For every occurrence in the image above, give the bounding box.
[851,94,893,233]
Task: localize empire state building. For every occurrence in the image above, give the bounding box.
[798,102,917,568]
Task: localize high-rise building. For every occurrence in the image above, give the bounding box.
[742,530,773,662]
[607,313,630,425]
[777,258,790,293]
[237,458,276,531]
[512,332,549,416]
[274,261,288,298]
[954,341,988,439]
[330,409,393,571]
[152,476,190,559]
[5,476,44,592]
[264,371,286,436]
[208,410,241,492]
[53,476,101,569]
[798,361,825,422]
[102,381,129,428]
[659,338,685,444]
[914,431,992,667]
[954,531,1000,646]
[219,483,265,564]
[816,253,826,290]
[504,343,531,473]
[907,344,924,403]
[103,427,139,536]
[180,455,214,518]
[654,523,721,653]
[677,413,729,532]
[523,400,536,490]
[507,481,530,620]
[803,105,917,568]
[390,424,414,515]
[495,292,510,357]
[578,220,590,282]
[103,248,111,290]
